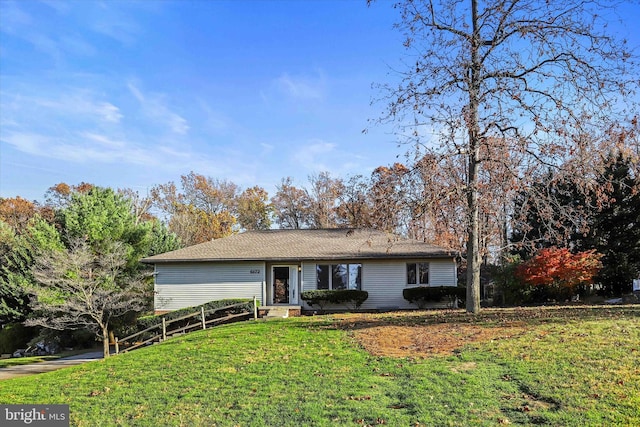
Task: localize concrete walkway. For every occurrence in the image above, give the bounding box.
[0,351,105,380]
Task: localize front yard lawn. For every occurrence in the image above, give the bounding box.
[0,306,638,426]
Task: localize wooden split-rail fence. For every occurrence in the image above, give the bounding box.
[114,297,258,354]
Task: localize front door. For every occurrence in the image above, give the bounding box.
[272,266,299,305]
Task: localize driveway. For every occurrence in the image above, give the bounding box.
[0,351,105,380]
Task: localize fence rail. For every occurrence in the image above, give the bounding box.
[115,298,257,354]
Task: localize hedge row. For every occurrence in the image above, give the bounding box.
[301,289,369,310]
[403,286,466,308]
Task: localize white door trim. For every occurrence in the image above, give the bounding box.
[272,265,300,305]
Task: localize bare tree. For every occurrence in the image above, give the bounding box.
[336,175,374,228]
[409,153,468,250]
[306,172,344,229]
[369,163,412,234]
[371,0,638,313]
[118,188,155,225]
[27,239,147,358]
[271,177,313,229]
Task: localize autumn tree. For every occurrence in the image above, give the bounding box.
[371,0,638,312]
[151,172,238,245]
[44,182,94,209]
[516,247,603,301]
[0,196,57,319]
[271,177,313,229]
[0,197,39,232]
[237,186,273,231]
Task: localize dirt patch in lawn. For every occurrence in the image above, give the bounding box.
[352,323,526,358]
[323,306,640,358]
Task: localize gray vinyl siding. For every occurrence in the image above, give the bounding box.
[300,258,456,311]
[154,258,456,312]
[429,259,458,287]
[361,261,412,310]
[154,262,265,311]
[301,262,316,293]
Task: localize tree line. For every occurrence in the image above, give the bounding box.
[2,144,638,315]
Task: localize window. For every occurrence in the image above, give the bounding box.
[317,263,361,290]
[317,265,330,290]
[407,262,429,286]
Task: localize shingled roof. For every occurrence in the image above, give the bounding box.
[142,229,456,263]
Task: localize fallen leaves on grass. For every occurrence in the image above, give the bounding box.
[352,323,526,358]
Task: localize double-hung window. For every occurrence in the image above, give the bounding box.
[317,264,362,290]
[407,262,429,286]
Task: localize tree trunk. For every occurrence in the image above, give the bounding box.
[466,183,481,313]
[466,0,482,314]
[102,326,110,358]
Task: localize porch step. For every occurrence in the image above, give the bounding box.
[264,307,289,319]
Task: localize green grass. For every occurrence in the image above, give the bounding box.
[0,306,638,426]
[0,355,62,368]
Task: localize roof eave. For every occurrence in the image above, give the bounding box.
[142,253,457,264]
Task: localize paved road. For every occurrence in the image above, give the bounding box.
[0,352,105,380]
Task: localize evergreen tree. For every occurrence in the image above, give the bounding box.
[0,217,63,324]
[511,154,639,296]
[586,154,640,295]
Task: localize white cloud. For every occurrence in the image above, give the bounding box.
[274,71,326,100]
[1,131,154,166]
[128,82,189,135]
[289,139,372,178]
[292,139,337,171]
[260,142,275,153]
[97,102,123,123]
[25,93,123,124]
[80,132,126,149]
[1,132,44,156]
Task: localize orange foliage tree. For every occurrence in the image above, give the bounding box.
[516,247,603,300]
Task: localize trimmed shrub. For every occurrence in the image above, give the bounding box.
[403,286,466,309]
[301,289,369,311]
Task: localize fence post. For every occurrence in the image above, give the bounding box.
[201,307,206,330]
[253,296,258,320]
[162,317,167,341]
[115,338,119,355]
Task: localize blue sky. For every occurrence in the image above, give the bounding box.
[1,1,638,203]
[1,0,406,202]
